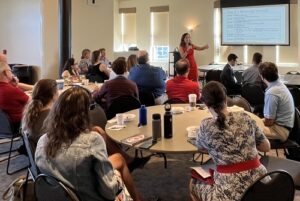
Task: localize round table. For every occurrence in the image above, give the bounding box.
[105,104,265,154]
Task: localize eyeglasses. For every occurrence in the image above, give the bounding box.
[4,69,12,72]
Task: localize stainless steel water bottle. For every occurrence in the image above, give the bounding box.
[152,113,162,142]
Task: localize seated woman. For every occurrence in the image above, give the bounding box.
[35,87,142,201]
[190,81,270,201]
[78,48,91,75]
[61,58,80,78]
[22,79,58,152]
[126,54,138,73]
[93,58,139,111]
[89,50,110,83]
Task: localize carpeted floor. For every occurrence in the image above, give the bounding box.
[0,140,300,201]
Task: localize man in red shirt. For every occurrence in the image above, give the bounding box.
[0,62,29,131]
[166,59,201,102]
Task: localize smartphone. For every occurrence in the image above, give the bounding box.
[139,138,156,149]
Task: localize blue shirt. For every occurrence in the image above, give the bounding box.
[264,80,294,128]
[128,63,166,98]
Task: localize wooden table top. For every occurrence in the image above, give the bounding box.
[105,104,264,154]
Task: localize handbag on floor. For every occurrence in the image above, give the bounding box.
[2,175,35,201]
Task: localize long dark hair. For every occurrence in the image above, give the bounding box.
[63,58,75,75]
[180,33,191,48]
[22,79,57,132]
[44,87,91,158]
[201,81,227,129]
[91,50,101,65]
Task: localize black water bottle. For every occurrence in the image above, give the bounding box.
[164,103,173,138]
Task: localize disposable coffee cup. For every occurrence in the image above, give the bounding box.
[116,113,124,125]
[188,94,197,110]
[56,79,64,90]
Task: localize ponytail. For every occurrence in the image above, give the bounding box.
[213,104,226,129]
[22,99,44,132]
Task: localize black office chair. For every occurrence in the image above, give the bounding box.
[269,108,300,158]
[241,170,295,201]
[106,95,141,120]
[34,174,81,201]
[89,104,107,130]
[205,70,222,83]
[288,87,300,110]
[241,83,265,117]
[138,91,155,107]
[0,109,27,175]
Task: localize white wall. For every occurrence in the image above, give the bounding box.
[71,0,115,62]
[116,0,215,67]
[0,0,42,66]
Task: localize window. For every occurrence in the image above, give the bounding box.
[119,8,136,51]
[150,6,169,61]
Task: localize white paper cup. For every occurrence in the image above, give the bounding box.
[188,94,197,110]
[56,79,64,90]
[116,113,124,125]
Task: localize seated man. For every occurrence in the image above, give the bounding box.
[220,53,242,95]
[259,62,294,142]
[128,50,166,104]
[242,52,265,88]
[93,58,139,111]
[166,59,200,102]
[0,62,29,132]
[0,53,33,91]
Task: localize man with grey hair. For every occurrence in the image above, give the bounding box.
[0,53,33,91]
[0,62,29,131]
[128,50,166,104]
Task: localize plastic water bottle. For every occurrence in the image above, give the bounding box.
[152,113,162,142]
[164,103,173,138]
[139,105,147,126]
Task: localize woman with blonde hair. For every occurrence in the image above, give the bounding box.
[79,48,91,74]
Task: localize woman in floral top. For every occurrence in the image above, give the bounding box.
[190,81,270,201]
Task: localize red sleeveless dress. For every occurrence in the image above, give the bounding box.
[183,45,198,82]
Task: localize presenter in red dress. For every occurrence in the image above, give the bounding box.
[179,33,209,82]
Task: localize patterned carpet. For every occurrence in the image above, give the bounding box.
[0,140,299,201]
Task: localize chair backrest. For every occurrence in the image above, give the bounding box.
[205,70,222,83]
[234,71,243,84]
[34,174,81,201]
[23,132,39,180]
[139,91,155,107]
[0,109,13,138]
[106,95,141,120]
[241,170,295,201]
[227,96,251,112]
[241,83,265,106]
[289,108,300,144]
[288,87,300,110]
[89,104,107,130]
